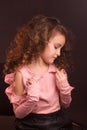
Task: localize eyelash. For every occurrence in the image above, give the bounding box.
[55,46,60,49]
[55,47,58,49]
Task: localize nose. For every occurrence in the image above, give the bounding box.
[56,49,61,56]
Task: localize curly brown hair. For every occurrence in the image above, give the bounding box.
[4,15,74,74]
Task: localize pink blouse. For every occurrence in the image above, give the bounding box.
[5,64,74,119]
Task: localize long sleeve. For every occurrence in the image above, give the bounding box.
[57,80,74,107]
[5,73,40,119]
[14,82,40,118]
[55,69,74,108]
[5,65,74,119]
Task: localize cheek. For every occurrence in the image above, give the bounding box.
[47,46,54,54]
[49,48,55,55]
[43,48,51,56]
[42,45,54,57]
[46,49,54,57]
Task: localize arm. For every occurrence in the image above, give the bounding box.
[12,71,40,118]
[14,71,24,96]
[55,69,74,108]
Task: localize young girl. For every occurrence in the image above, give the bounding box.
[4,15,74,130]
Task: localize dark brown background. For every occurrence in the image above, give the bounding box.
[0,0,87,129]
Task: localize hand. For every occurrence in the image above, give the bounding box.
[55,69,68,84]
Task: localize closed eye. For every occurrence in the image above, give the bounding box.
[54,43,64,50]
[55,46,58,49]
[54,45,61,49]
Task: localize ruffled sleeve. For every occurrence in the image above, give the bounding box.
[57,81,74,107]
[5,73,15,102]
[5,73,25,105]
[56,70,74,108]
[4,72,40,119]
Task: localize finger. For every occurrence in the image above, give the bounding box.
[61,69,67,75]
[56,69,64,78]
[56,69,67,82]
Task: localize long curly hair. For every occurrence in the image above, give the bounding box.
[4,15,74,74]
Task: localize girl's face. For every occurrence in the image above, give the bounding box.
[40,33,65,65]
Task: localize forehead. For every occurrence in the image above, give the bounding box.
[49,32,66,45]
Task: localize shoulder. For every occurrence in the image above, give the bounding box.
[15,66,27,82]
[15,65,32,85]
[15,71,22,81]
[18,65,28,73]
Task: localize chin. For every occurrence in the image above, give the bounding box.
[44,60,54,65]
[43,61,49,65]
[48,61,54,64]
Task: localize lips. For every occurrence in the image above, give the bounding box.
[53,57,57,59]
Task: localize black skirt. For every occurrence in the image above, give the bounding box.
[15,109,73,130]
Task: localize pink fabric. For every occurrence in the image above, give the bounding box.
[5,64,74,119]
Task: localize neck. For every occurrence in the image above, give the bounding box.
[28,58,49,75]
